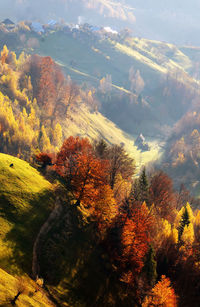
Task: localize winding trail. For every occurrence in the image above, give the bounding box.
[32,197,63,279]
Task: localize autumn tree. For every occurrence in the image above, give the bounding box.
[142,275,177,307]
[64,76,79,115]
[149,171,176,222]
[1,45,9,65]
[29,55,64,117]
[35,152,53,168]
[99,74,112,94]
[39,125,51,152]
[107,144,135,189]
[176,184,193,209]
[55,136,110,207]
[52,123,63,148]
[129,67,145,94]
[178,206,190,242]
[107,202,152,285]
[131,178,140,202]
[113,173,132,205]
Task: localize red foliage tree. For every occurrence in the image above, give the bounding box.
[55,136,110,207]
[35,152,53,168]
[120,203,152,283]
[107,203,152,285]
[150,171,176,222]
[29,55,67,117]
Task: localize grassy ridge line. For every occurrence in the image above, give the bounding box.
[0,153,53,274]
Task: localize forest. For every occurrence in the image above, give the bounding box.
[0,45,97,160]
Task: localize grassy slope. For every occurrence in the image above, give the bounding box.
[31,31,199,135]
[62,105,162,172]
[33,31,197,89]
[0,153,56,305]
[0,268,54,306]
[34,31,165,91]
[0,153,53,274]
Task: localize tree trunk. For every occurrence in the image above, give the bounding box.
[11,291,22,305]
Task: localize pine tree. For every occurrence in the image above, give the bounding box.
[143,245,157,287]
[178,206,190,242]
[138,167,149,205]
[131,178,140,201]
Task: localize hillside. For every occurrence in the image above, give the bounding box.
[0,153,56,305]
[36,29,199,136]
[2,25,200,194]
[0,268,54,306]
[60,104,162,171]
[0,24,199,138]
[161,110,200,197]
[0,153,53,273]
[0,45,162,173]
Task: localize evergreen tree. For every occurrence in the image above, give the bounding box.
[94,138,108,159]
[131,178,140,201]
[178,206,190,242]
[138,167,149,205]
[143,245,157,287]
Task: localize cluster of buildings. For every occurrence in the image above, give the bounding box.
[0,17,119,38]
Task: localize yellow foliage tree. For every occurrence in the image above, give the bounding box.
[181,223,195,245]
[113,173,132,204]
[1,45,9,65]
[52,123,63,149]
[40,125,51,152]
[175,202,194,228]
[170,228,178,244]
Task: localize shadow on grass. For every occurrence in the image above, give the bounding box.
[0,189,55,274]
[38,210,138,307]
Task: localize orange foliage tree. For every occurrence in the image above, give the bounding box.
[55,136,110,208]
[29,55,65,117]
[29,55,79,119]
[142,275,177,307]
[120,203,152,283]
[107,202,152,285]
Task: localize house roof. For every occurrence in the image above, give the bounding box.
[31,22,44,33]
[48,20,57,26]
[2,18,15,25]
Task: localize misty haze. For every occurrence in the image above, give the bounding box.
[0,1,200,306]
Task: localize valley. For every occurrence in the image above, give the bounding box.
[0,13,200,306]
